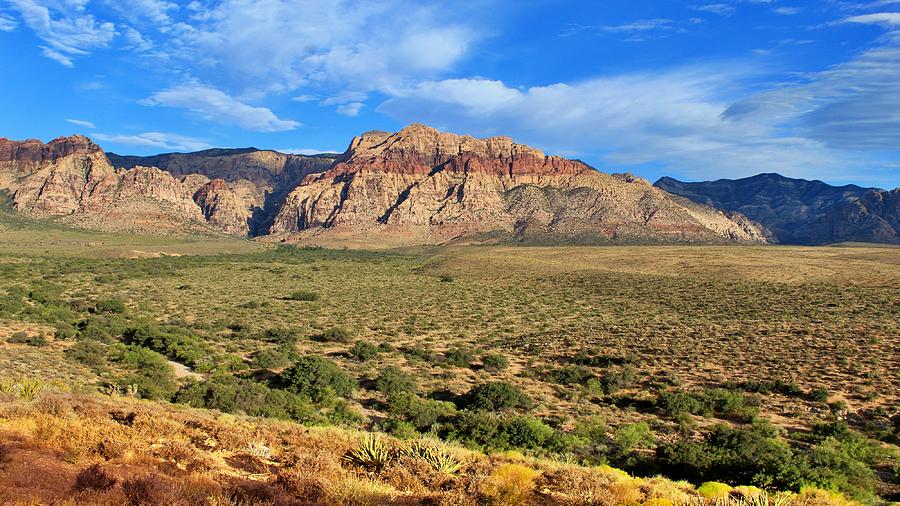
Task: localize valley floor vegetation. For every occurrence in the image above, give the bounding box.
[0,221,898,503]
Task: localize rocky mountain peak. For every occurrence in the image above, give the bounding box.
[344,123,545,164]
[0,135,102,163]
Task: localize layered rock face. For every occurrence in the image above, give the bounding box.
[1,137,277,236]
[107,148,336,234]
[656,174,900,245]
[0,137,338,236]
[0,136,214,234]
[271,124,768,245]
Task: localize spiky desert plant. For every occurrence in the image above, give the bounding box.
[17,378,48,401]
[245,441,273,460]
[401,440,464,474]
[343,433,391,472]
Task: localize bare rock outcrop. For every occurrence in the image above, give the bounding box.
[271,125,769,245]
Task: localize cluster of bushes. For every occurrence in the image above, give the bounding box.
[656,421,889,502]
[658,388,759,421]
[174,375,323,422]
[123,323,218,372]
[7,331,48,347]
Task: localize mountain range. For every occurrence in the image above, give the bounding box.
[656,174,900,245]
[1,124,896,246]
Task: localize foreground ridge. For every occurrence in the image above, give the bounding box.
[0,388,860,506]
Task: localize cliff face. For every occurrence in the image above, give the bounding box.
[270,125,769,245]
[0,137,264,235]
[0,137,339,237]
[106,148,336,235]
[655,174,900,245]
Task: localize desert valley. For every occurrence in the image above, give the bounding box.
[1,1,899,505]
[0,125,898,505]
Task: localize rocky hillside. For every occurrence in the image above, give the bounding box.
[270,124,768,245]
[107,148,337,235]
[0,137,334,236]
[0,128,767,245]
[655,173,900,245]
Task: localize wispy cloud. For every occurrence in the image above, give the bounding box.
[691,4,737,16]
[94,132,211,152]
[139,83,301,132]
[561,17,704,40]
[0,13,18,31]
[844,12,900,26]
[773,7,802,15]
[65,118,96,129]
[336,102,364,117]
[724,29,900,151]
[6,0,116,66]
[164,0,479,98]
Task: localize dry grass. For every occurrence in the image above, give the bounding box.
[0,391,862,505]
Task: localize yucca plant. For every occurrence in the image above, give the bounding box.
[18,378,48,401]
[401,440,464,475]
[343,433,391,472]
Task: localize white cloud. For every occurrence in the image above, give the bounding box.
[724,30,900,151]
[65,118,96,128]
[773,7,802,15]
[691,4,737,16]
[376,70,860,181]
[561,17,704,40]
[139,83,301,132]
[94,132,212,152]
[166,0,477,93]
[6,0,116,66]
[0,13,18,31]
[336,102,364,117]
[106,0,177,25]
[844,12,900,26]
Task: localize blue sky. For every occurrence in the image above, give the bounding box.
[1,0,899,187]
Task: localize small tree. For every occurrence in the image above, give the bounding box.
[282,355,356,403]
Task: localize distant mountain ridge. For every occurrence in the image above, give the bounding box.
[0,126,768,245]
[655,173,900,245]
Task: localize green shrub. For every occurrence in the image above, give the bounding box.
[464,382,532,411]
[386,392,456,431]
[350,340,379,361]
[441,410,503,449]
[381,419,418,439]
[259,327,300,345]
[574,416,609,446]
[442,347,475,368]
[502,416,554,450]
[375,366,417,396]
[53,322,76,340]
[175,375,321,422]
[250,347,292,369]
[282,355,356,403]
[112,346,178,400]
[94,298,127,314]
[285,290,319,301]
[614,421,655,453]
[317,326,352,343]
[657,422,801,490]
[66,340,108,369]
[601,365,637,393]
[810,387,830,403]
[547,365,594,385]
[481,353,509,372]
[123,324,213,370]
